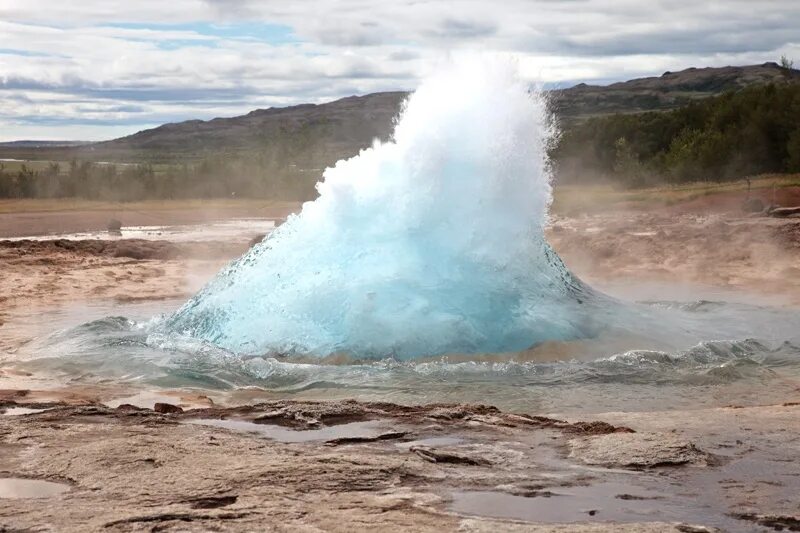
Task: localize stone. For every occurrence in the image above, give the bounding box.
[568,432,710,468]
[107,219,123,232]
[153,402,183,414]
[741,198,764,213]
[249,234,266,248]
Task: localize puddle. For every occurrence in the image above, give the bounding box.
[104,390,213,410]
[450,481,734,527]
[187,418,391,443]
[2,407,47,416]
[4,218,276,243]
[0,478,70,499]
[105,393,184,409]
[395,436,465,449]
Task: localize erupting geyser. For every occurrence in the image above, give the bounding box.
[160,58,606,359]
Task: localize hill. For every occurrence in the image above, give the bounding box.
[1,62,799,201]
[0,141,89,148]
[90,91,407,165]
[3,62,796,168]
[555,82,800,185]
[550,62,800,122]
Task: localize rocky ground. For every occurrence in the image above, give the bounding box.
[1,199,799,531]
[0,200,297,238]
[1,397,798,532]
[549,212,800,305]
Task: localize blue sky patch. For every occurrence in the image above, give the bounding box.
[106,22,299,45]
[0,48,63,58]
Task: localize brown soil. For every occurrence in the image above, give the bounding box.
[0,239,237,354]
[1,397,796,532]
[0,238,248,260]
[663,185,800,215]
[0,241,234,320]
[0,203,299,238]
[1,197,799,531]
[549,212,800,303]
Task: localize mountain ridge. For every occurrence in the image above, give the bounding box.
[2,62,798,167]
[98,62,800,158]
[548,62,800,121]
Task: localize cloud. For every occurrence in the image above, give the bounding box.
[425,18,498,40]
[0,0,799,140]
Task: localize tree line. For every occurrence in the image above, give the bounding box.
[0,156,317,201]
[3,80,800,200]
[553,82,800,187]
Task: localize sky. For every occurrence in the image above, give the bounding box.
[1,0,799,141]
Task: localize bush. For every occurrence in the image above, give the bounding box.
[553,83,800,186]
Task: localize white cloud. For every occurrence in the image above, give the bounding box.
[0,0,798,140]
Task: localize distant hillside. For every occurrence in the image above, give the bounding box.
[62,62,798,163]
[3,63,800,201]
[555,82,800,185]
[550,62,800,122]
[0,141,90,155]
[3,62,797,165]
[89,91,407,165]
[0,141,89,148]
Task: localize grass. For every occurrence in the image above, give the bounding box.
[0,198,297,215]
[551,174,800,215]
[0,159,179,174]
[0,160,62,173]
[1,173,798,216]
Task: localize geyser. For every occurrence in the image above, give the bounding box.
[160,58,606,359]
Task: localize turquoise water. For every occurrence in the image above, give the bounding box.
[159,59,601,358]
[8,291,799,415]
[4,58,800,414]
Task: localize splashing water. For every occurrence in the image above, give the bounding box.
[159,58,611,359]
[6,59,800,417]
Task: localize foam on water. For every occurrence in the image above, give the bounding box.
[7,57,799,414]
[159,57,607,359]
[9,294,800,413]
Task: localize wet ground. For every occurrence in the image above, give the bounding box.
[0,399,798,531]
[1,207,799,531]
[1,218,276,243]
[0,478,70,499]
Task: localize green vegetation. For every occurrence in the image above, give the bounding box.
[0,156,317,201]
[0,197,288,215]
[554,82,800,187]
[2,64,800,200]
[3,174,794,217]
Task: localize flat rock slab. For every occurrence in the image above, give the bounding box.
[0,399,785,532]
[569,432,710,468]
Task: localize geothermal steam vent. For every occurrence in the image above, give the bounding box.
[161,59,601,359]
